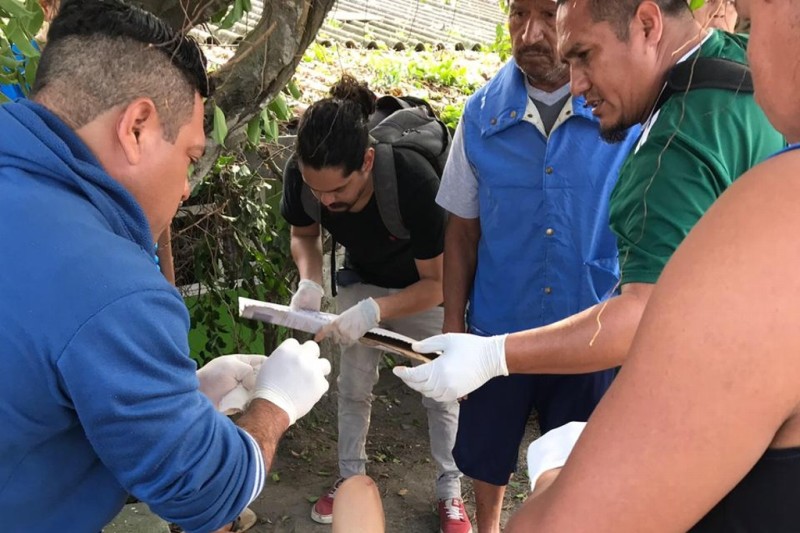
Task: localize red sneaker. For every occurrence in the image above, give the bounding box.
[310,478,344,524]
[438,498,473,533]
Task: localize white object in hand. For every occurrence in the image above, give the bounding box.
[197,354,266,415]
[289,279,325,312]
[252,338,331,425]
[526,421,587,491]
[392,333,508,403]
[316,297,380,346]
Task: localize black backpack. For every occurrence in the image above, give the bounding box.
[653,57,753,113]
[299,95,451,240]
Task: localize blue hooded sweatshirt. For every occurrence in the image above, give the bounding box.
[0,100,263,532]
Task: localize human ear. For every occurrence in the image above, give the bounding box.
[362,146,375,173]
[635,1,664,43]
[117,98,159,166]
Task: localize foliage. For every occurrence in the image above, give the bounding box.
[174,152,296,364]
[488,22,512,62]
[0,0,43,102]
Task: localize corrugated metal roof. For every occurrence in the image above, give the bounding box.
[195,0,506,50]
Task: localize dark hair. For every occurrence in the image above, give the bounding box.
[32,0,211,141]
[296,75,377,175]
[556,0,691,40]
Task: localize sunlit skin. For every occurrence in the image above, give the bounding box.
[509,0,569,91]
[299,147,375,214]
[743,0,800,143]
[556,0,706,141]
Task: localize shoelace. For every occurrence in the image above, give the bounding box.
[328,478,344,499]
[443,499,465,521]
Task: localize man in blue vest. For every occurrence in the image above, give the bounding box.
[432,0,638,530]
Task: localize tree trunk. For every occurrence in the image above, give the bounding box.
[132,0,336,187]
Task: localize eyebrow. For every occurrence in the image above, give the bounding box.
[561,42,586,60]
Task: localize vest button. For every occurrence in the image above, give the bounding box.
[545,228,554,236]
[545,166,554,174]
[510,110,517,118]
[544,287,552,295]
[490,117,497,125]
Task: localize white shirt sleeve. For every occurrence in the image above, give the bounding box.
[243,430,266,505]
[436,120,480,219]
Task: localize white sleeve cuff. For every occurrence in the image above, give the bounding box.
[243,430,266,505]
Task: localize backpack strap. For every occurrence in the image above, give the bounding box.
[300,182,321,223]
[653,57,753,113]
[372,143,411,240]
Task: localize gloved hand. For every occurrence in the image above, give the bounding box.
[252,338,331,425]
[197,354,266,415]
[392,333,508,403]
[289,279,325,312]
[315,297,380,346]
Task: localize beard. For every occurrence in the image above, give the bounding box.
[515,44,569,87]
[600,124,630,144]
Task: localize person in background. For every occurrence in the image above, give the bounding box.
[281,76,470,532]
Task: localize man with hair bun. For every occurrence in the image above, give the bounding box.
[281,75,470,532]
[0,1,332,531]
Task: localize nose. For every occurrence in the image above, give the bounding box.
[569,65,590,98]
[319,191,336,207]
[181,177,190,202]
[521,16,545,44]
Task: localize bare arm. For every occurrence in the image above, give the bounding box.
[290,223,323,284]
[442,214,480,333]
[235,399,290,470]
[375,253,443,321]
[506,155,800,532]
[504,282,652,374]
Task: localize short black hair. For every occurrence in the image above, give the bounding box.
[33,0,211,141]
[296,75,377,175]
[556,0,692,40]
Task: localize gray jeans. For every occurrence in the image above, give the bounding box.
[335,282,462,500]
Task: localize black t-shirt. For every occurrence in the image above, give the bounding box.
[281,148,445,289]
[689,446,800,531]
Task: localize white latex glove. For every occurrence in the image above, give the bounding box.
[527,422,586,491]
[289,279,325,312]
[252,338,331,425]
[392,333,508,403]
[197,354,266,415]
[315,297,380,346]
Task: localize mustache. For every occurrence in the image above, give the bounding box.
[516,44,554,57]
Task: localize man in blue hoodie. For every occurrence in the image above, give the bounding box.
[0,1,331,532]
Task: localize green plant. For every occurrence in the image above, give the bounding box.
[175,153,296,364]
[489,22,512,62]
[0,0,44,101]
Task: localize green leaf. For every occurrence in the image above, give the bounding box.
[0,0,33,19]
[6,19,38,57]
[218,0,244,29]
[689,0,705,10]
[270,471,280,482]
[267,94,291,121]
[287,79,302,99]
[264,117,278,142]
[211,105,228,146]
[246,115,261,145]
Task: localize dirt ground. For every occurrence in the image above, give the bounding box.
[245,356,541,533]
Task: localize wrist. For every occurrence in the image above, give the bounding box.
[252,388,296,425]
[442,317,466,334]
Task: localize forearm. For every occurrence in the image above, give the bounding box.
[375,277,442,321]
[442,220,478,333]
[236,399,290,469]
[290,234,323,284]
[505,288,650,375]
